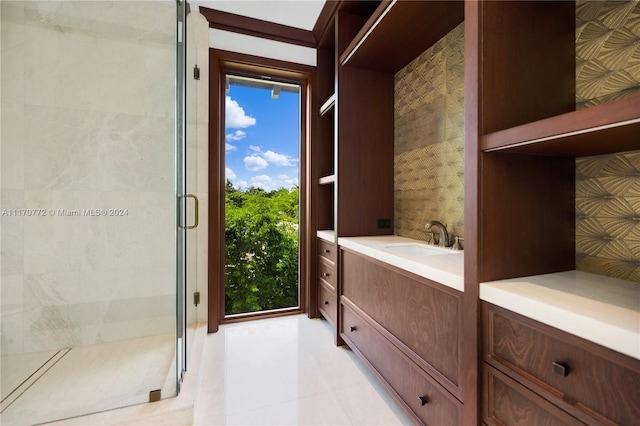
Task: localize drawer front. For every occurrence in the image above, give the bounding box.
[318,257,336,289]
[483,365,583,426]
[484,303,640,425]
[318,239,336,265]
[341,250,461,391]
[342,305,461,426]
[318,281,336,326]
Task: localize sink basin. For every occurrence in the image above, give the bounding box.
[383,243,449,257]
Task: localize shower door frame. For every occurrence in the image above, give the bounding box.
[176,0,188,388]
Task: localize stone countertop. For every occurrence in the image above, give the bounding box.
[337,235,464,292]
[317,230,335,243]
[481,271,640,360]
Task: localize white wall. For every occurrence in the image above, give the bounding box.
[209,28,316,66]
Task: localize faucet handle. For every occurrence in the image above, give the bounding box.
[452,236,464,251]
[425,232,436,245]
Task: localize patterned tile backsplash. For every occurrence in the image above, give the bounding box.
[575,0,640,282]
[394,23,464,243]
[392,3,639,281]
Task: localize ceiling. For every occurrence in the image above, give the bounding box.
[191,1,327,31]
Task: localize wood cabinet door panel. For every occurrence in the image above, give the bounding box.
[484,303,640,426]
[318,257,336,290]
[342,305,461,426]
[341,249,461,391]
[318,280,336,326]
[318,239,336,265]
[484,365,584,426]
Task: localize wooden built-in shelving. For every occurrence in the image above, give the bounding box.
[339,0,464,72]
[318,174,336,185]
[309,1,640,425]
[481,94,640,157]
[319,93,336,116]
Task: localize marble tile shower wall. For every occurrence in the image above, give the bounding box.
[575,0,640,282]
[1,1,176,355]
[394,23,464,242]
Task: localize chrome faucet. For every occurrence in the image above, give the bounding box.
[425,220,449,248]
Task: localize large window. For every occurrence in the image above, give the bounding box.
[223,74,301,317]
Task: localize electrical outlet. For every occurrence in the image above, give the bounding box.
[377,218,391,229]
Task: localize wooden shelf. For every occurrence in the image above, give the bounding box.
[339,0,463,73]
[319,93,336,116]
[481,95,640,157]
[319,174,336,185]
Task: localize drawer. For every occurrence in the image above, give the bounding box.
[342,304,461,426]
[318,281,336,326]
[484,303,640,426]
[318,257,336,289]
[341,250,461,395]
[483,364,583,426]
[318,239,336,265]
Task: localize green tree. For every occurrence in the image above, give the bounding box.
[225,180,299,315]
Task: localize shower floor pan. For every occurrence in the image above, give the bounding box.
[0,333,175,426]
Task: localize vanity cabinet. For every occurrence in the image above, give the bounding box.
[483,303,640,426]
[342,304,461,426]
[317,238,337,327]
[340,247,463,422]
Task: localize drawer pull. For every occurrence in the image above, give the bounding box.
[323,249,330,254]
[323,272,331,277]
[349,326,357,332]
[324,300,329,305]
[552,361,570,377]
[418,396,428,406]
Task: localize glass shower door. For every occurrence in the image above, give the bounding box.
[0,1,184,424]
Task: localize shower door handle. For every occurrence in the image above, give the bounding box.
[185,194,199,230]
[178,194,199,230]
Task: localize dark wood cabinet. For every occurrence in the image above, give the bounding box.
[317,238,337,328]
[340,247,464,422]
[466,2,640,423]
[342,303,462,426]
[483,365,584,426]
[318,237,336,265]
[483,303,640,426]
[308,1,639,425]
[341,248,462,399]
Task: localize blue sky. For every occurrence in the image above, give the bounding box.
[225,83,300,191]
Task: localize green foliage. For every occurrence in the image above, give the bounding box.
[225,180,299,315]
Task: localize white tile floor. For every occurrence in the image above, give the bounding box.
[8,315,411,425]
[193,314,413,426]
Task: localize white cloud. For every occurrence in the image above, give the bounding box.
[236,180,249,189]
[226,143,237,152]
[277,174,299,187]
[244,155,268,171]
[243,147,297,169]
[263,150,296,166]
[251,175,276,190]
[226,130,246,141]
[253,175,274,184]
[250,174,298,191]
[225,167,236,180]
[226,96,256,129]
